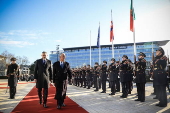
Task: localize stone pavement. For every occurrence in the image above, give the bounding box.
[0,79,170,113]
[0,79,35,113]
[67,82,170,113]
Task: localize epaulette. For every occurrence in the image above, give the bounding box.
[142,59,146,62]
[161,56,167,60]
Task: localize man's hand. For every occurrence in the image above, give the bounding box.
[34,79,37,83]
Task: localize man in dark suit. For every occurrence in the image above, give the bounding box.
[53,53,72,109]
[34,51,53,108]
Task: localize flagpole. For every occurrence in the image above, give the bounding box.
[111,9,114,58]
[99,22,101,64]
[131,0,136,62]
[90,30,92,67]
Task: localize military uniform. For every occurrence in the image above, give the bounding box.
[101,61,107,93]
[86,65,91,89]
[108,58,118,95]
[120,55,130,98]
[115,61,120,92]
[135,52,146,102]
[153,47,167,107]
[127,59,134,94]
[82,67,86,88]
[7,60,19,99]
[94,63,99,91]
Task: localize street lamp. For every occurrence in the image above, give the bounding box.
[56,45,60,61]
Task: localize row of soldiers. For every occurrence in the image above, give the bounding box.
[70,47,169,107]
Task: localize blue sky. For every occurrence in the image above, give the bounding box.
[0,0,170,64]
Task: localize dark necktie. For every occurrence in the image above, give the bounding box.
[43,60,46,65]
[61,62,63,68]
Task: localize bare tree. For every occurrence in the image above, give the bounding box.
[1,50,15,65]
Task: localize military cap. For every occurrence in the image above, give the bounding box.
[138,52,146,57]
[156,47,164,55]
[116,61,120,63]
[103,60,107,64]
[111,58,115,61]
[95,62,99,65]
[122,55,128,59]
[127,59,132,63]
[10,57,16,61]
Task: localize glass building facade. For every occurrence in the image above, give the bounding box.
[49,40,169,69]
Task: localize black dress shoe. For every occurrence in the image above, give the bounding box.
[8,97,14,99]
[43,104,48,108]
[101,91,106,93]
[153,97,158,99]
[135,99,140,101]
[116,90,120,92]
[62,103,66,107]
[120,96,127,98]
[140,100,145,102]
[159,105,167,107]
[155,104,159,106]
[87,88,90,89]
[39,100,42,105]
[94,90,98,91]
[57,105,61,109]
[109,93,115,95]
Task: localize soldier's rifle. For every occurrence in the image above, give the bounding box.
[133,55,137,77]
[167,50,170,77]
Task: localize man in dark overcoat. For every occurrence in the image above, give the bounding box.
[34,51,53,108]
[53,53,72,109]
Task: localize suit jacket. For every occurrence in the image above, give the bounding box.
[53,61,72,83]
[34,59,53,88]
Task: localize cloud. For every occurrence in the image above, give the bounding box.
[0,40,34,47]
[55,40,62,42]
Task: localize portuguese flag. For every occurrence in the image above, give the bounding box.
[130,0,135,32]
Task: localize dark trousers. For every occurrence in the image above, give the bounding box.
[87,80,91,88]
[10,86,16,98]
[136,83,145,101]
[110,81,116,94]
[102,80,106,92]
[83,79,87,88]
[128,81,133,94]
[121,82,129,97]
[38,88,48,104]
[98,78,101,89]
[155,85,167,106]
[94,81,98,90]
[56,81,65,106]
[116,78,120,91]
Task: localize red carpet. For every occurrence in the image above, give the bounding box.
[0,87,9,89]
[11,85,88,113]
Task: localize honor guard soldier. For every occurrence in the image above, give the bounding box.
[134,52,146,102]
[82,66,87,88]
[152,47,168,107]
[86,65,91,89]
[7,57,19,99]
[115,61,120,92]
[127,59,134,94]
[120,55,129,98]
[108,58,118,95]
[94,62,99,91]
[101,60,107,93]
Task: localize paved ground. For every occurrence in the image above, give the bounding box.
[0,79,170,113]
